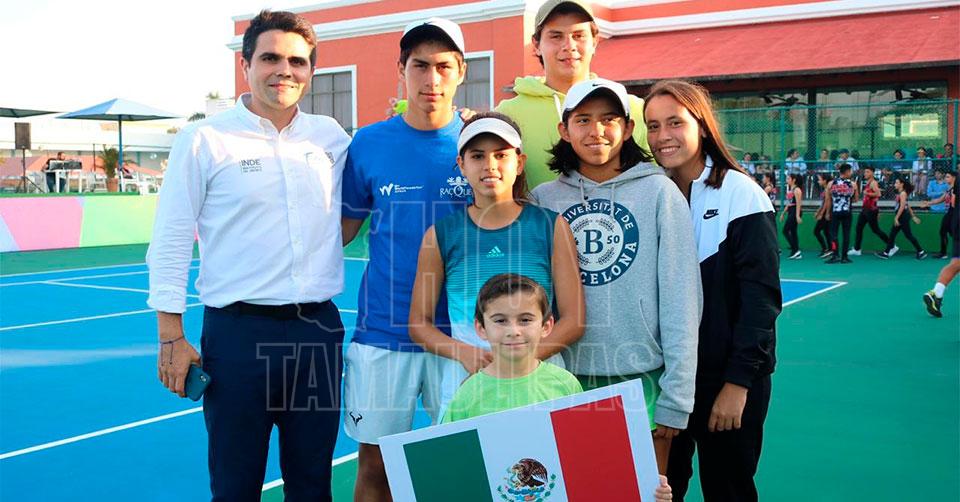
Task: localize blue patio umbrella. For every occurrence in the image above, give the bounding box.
[0,107,58,118]
[58,98,179,190]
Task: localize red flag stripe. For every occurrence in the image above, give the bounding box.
[550,395,642,501]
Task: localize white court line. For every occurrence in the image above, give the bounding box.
[1,267,200,287]
[41,280,201,299]
[780,278,846,284]
[0,303,205,332]
[0,259,201,279]
[0,407,204,460]
[782,281,847,307]
[261,452,359,492]
[1,257,366,281]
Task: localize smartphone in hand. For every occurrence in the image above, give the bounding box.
[185,364,211,401]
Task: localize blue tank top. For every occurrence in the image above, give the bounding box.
[434,204,557,347]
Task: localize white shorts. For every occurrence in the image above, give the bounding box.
[343,342,443,444]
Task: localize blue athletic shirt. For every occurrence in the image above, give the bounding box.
[342,114,470,351]
[434,204,557,348]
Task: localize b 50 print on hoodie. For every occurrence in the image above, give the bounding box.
[531,163,702,429]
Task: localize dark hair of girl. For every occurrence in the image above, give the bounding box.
[547,92,652,176]
[460,111,529,203]
[898,176,915,195]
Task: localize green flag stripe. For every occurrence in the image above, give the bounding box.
[403,429,493,502]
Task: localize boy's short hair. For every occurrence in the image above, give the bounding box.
[474,274,550,326]
[242,10,317,67]
[531,1,598,67]
[838,163,852,174]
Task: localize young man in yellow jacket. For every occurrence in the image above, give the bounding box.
[496,0,651,189]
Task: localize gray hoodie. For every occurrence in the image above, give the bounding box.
[531,162,702,428]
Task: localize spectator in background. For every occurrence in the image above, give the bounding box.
[835,148,859,173]
[758,154,773,175]
[914,147,933,197]
[741,152,756,175]
[881,166,898,199]
[818,148,830,166]
[888,149,909,172]
[922,171,956,259]
[43,152,67,193]
[785,148,806,174]
[762,172,777,206]
[927,170,949,212]
[935,143,955,171]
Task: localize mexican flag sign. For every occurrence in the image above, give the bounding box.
[380,379,659,501]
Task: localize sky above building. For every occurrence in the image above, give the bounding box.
[0,0,317,118]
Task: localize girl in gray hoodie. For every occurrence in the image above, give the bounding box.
[530,78,702,474]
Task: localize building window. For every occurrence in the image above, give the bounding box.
[306,68,355,133]
[454,53,493,111]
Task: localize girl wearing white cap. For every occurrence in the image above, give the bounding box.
[409,111,586,419]
[532,78,702,476]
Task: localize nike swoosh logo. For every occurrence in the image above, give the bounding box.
[704,209,719,220]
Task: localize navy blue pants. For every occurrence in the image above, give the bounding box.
[200,301,344,502]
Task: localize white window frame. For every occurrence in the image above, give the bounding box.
[462,50,494,111]
[311,64,358,132]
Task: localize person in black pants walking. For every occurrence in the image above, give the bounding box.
[921,170,956,259]
[813,173,833,258]
[825,163,856,263]
[780,173,803,259]
[849,166,889,255]
[877,178,927,260]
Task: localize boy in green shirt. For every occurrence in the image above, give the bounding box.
[443,273,673,500]
[443,273,580,422]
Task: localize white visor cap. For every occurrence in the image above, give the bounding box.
[457,118,523,154]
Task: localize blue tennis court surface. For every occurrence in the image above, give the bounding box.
[0,261,842,500]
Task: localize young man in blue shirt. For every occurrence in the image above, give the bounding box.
[340,17,471,501]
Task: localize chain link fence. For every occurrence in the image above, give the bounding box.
[716,100,959,209]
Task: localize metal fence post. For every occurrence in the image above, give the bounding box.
[779,108,787,207]
[954,99,958,170]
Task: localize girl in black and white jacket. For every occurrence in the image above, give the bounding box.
[643,80,782,502]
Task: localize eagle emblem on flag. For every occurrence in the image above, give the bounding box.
[497,458,557,501]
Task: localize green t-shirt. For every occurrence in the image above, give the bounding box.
[442,362,583,423]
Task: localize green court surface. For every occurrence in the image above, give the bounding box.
[2,245,957,501]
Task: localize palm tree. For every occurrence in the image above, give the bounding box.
[98,146,119,179]
[98,146,120,192]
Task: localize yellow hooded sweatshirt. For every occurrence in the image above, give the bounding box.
[496,75,651,189]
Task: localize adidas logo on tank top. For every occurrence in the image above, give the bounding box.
[486,246,505,258]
